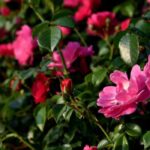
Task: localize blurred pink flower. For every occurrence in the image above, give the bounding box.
[13,25,36,65]
[147,0,150,3]
[0,43,14,57]
[63,0,80,7]
[0,6,11,16]
[4,0,11,2]
[120,18,131,31]
[75,0,101,22]
[48,42,94,75]
[87,11,118,39]
[83,145,97,150]
[74,5,92,22]
[32,73,50,104]
[97,65,150,119]
[58,26,71,36]
[64,0,101,22]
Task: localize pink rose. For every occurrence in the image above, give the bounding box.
[83,145,97,150]
[0,43,14,57]
[97,65,150,119]
[87,11,118,39]
[32,73,50,104]
[48,42,94,75]
[13,25,36,65]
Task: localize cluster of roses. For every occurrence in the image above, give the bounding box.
[1,0,150,149]
[62,0,130,39]
[32,42,94,103]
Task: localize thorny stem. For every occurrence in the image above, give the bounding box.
[86,110,112,143]
[74,27,87,46]
[68,97,112,143]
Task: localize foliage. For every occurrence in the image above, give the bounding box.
[1,0,150,150]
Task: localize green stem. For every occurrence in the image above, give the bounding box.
[57,47,69,76]
[104,38,114,60]
[29,4,44,22]
[2,132,35,150]
[109,44,114,60]
[74,27,87,46]
[87,111,112,143]
[69,97,112,143]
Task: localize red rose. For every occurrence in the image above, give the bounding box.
[32,73,50,104]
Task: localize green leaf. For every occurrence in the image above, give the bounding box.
[44,0,54,14]
[0,123,5,134]
[52,104,73,122]
[119,33,139,66]
[143,11,150,20]
[125,123,141,137]
[142,131,150,149]
[32,21,49,37]
[97,139,109,150]
[53,9,73,19]
[92,67,107,86]
[115,124,125,133]
[28,0,41,6]
[113,135,129,150]
[17,68,36,80]
[84,73,92,83]
[135,20,150,35]
[43,124,64,145]
[53,17,75,28]
[122,136,129,150]
[52,104,66,122]
[121,2,134,17]
[113,1,134,17]
[35,106,46,131]
[62,106,74,122]
[0,16,6,28]
[38,26,61,52]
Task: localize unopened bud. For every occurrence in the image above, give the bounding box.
[61,78,72,94]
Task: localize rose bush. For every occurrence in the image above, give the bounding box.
[1,0,150,150]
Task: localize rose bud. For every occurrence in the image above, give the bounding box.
[61,78,72,94]
[10,77,22,91]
